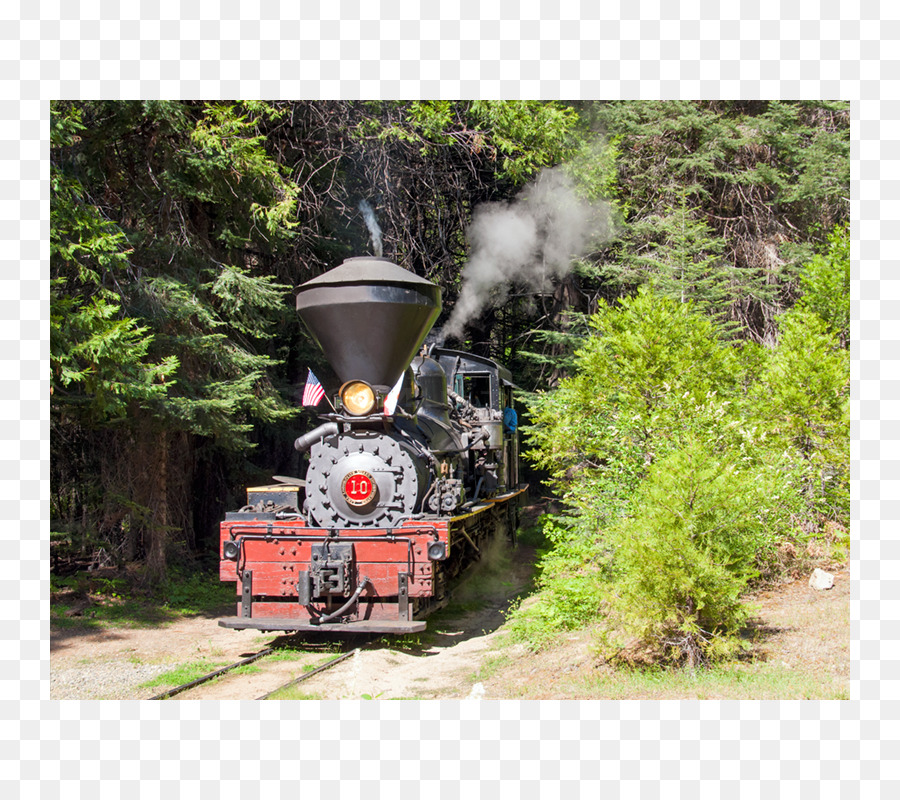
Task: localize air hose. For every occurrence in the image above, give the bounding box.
[311,576,372,625]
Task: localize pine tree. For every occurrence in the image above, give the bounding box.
[51,101,301,581]
[582,100,850,342]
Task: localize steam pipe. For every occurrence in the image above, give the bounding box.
[294,422,339,453]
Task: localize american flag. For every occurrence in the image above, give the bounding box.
[302,369,326,407]
[383,373,404,415]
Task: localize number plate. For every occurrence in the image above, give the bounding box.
[341,470,376,507]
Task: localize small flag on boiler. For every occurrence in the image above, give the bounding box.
[383,373,404,415]
[302,369,326,407]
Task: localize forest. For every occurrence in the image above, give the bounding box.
[50,100,850,666]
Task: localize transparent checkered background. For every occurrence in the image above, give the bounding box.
[5,0,896,795]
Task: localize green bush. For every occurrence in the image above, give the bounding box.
[596,442,770,667]
[750,308,850,528]
[523,287,743,528]
[514,265,849,664]
[506,515,610,650]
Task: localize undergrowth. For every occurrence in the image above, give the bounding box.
[51,564,235,629]
[566,661,849,701]
[139,659,230,688]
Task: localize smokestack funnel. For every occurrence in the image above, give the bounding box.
[295,257,442,390]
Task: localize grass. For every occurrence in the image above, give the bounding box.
[469,652,515,684]
[380,633,426,651]
[139,659,230,688]
[261,688,324,700]
[136,649,318,692]
[50,567,235,630]
[262,649,308,663]
[564,660,849,700]
[515,518,548,548]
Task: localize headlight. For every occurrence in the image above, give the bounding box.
[223,539,241,561]
[340,380,376,416]
[427,541,447,561]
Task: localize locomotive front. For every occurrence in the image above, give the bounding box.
[218,257,526,633]
[293,257,441,529]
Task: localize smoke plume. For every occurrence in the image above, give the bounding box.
[437,167,612,344]
[358,199,383,258]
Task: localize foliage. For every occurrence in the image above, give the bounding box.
[596,442,768,667]
[795,223,850,347]
[50,104,178,417]
[513,262,849,665]
[467,101,581,184]
[750,308,850,526]
[50,99,851,600]
[505,514,610,651]
[51,100,304,581]
[50,564,234,630]
[155,567,237,614]
[628,194,734,326]
[138,659,230,689]
[584,100,850,344]
[524,287,742,525]
[514,292,752,654]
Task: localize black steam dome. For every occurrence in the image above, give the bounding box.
[295,257,442,391]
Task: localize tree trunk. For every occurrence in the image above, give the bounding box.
[145,426,169,584]
[547,273,582,387]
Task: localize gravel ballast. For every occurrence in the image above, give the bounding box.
[51,662,172,700]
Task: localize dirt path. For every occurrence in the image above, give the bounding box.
[50,541,850,701]
[287,547,537,700]
[49,536,536,701]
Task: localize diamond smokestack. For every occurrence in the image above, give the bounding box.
[295,257,442,391]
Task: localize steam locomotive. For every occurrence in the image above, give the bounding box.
[218,257,527,633]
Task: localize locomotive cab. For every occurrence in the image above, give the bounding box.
[432,348,520,494]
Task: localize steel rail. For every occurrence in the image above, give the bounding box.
[149,645,364,700]
[149,648,275,700]
[256,648,360,700]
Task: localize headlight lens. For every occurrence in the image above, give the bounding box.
[340,380,376,416]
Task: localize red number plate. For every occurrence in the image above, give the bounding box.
[342,470,376,506]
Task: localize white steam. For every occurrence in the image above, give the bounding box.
[358,198,383,258]
[437,167,611,344]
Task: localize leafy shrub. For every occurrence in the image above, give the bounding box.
[750,308,850,528]
[523,287,743,528]
[515,265,849,663]
[596,442,771,667]
[505,514,610,650]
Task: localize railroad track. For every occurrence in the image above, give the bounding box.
[149,645,363,700]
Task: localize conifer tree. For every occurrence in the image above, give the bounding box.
[51,100,300,581]
[582,100,850,343]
